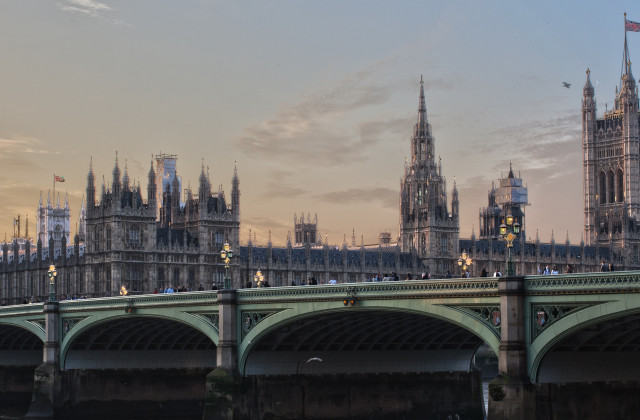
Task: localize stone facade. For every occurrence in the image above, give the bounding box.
[399,77,460,276]
[583,42,640,265]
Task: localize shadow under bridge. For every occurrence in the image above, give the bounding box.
[64,316,217,369]
[243,309,485,375]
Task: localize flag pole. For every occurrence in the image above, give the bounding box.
[53,174,56,204]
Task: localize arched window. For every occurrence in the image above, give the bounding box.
[599,172,606,204]
[617,169,624,202]
[129,225,139,243]
[94,226,102,252]
[420,234,426,256]
[608,170,615,203]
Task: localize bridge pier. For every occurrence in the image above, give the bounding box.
[204,289,240,420]
[488,276,536,420]
[25,301,63,419]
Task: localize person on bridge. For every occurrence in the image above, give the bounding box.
[601,260,609,272]
[481,265,487,277]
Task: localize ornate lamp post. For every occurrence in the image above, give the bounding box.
[499,213,521,276]
[220,242,234,289]
[47,264,57,302]
[253,269,265,288]
[457,250,472,277]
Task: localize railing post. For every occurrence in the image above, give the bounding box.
[25,302,62,419]
[488,275,536,419]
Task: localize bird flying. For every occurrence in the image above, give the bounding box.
[563,82,571,88]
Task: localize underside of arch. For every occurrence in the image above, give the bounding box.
[64,317,216,369]
[244,310,484,375]
[0,324,43,366]
[537,312,640,382]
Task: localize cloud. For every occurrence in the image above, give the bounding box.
[461,110,581,175]
[0,136,60,171]
[316,187,397,210]
[57,0,130,25]
[236,69,394,167]
[57,0,110,17]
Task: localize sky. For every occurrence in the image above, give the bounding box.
[1,1,640,247]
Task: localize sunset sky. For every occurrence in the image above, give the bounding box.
[1,1,640,246]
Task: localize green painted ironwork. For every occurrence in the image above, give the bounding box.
[530,304,587,340]
[449,305,502,339]
[187,312,220,335]
[62,317,87,339]
[241,311,279,340]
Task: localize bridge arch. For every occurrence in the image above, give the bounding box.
[0,322,44,366]
[530,293,640,383]
[239,299,500,376]
[60,310,219,369]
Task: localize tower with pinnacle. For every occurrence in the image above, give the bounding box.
[583,31,640,264]
[37,190,71,252]
[399,77,459,274]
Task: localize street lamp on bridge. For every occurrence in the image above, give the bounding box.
[220,242,234,289]
[47,264,57,302]
[457,251,472,278]
[499,213,520,277]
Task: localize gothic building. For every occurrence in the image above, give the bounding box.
[583,34,640,265]
[37,191,71,253]
[294,213,319,246]
[479,164,529,240]
[0,153,240,303]
[399,77,459,275]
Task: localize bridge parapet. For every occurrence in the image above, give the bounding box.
[57,291,219,313]
[0,303,44,318]
[525,271,640,294]
[236,279,499,304]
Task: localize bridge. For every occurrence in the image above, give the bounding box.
[2,271,640,419]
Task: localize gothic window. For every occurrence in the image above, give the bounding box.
[188,269,195,290]
[94,227,101,252]
[213,271,223,289]
[408,234,414,250]
[106,228,111,250]
[173,268,180,286]
[608,170,615,203]
[128,266,141,292]
[54,225,62,241]
[420,234,427,256]
[214,230,224,247]
[617,169,624,202]
[440,235,448,253]
[129,225,140,244]
[418,186,423,205]
[599,172,606,204]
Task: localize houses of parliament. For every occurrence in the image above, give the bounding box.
[2,42,639,302]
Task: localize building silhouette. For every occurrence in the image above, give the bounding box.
[399,76,459,276]
[3,58,639,302]
[582,35,640,265]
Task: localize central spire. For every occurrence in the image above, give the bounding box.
[418,75,426,125]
